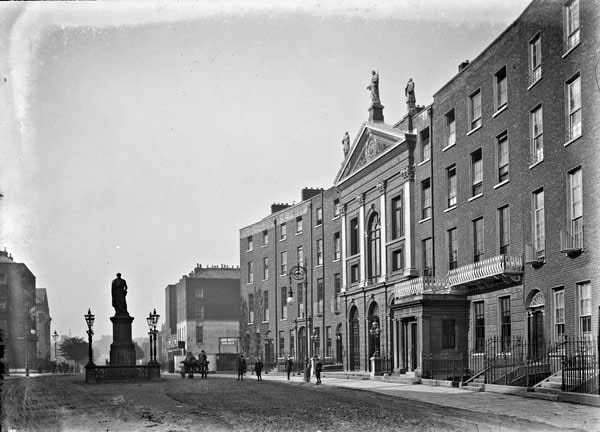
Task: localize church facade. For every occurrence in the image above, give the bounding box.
[240,0,599,386]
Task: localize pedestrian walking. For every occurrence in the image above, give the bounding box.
[254,358,264,381]
[315,356,323,384]
[286,356,293,380]
[237,354,247,381]
[304,357,311,383]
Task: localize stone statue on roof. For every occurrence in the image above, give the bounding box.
[405,78,416,106]
[366,70,380,105]
[342,131,350,157]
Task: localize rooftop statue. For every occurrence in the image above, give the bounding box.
[342,131,350,157]
[366,70,380,105]
[405,78,416,106]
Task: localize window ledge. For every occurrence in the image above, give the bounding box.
[418,217,432,224]
[386,237,405,247]
[418,159,430,167]
[246,282,253,285]
[443,205,457,213]
[493,179,510,190]
[492,105,507,118]
[332,258,341,263]
[346,253,360,260]
[468,193,483,202]
[529,159,543,169]
[262,320,269,324]
[315,223,323,228]
[527,76,542,91]
[467,125,482,136]
[261,244,268,248]
[442,142,456,152]
[296,231,303,236]
[315,264,323,268]
[332,215,340,221]
[262,278,268,282]
[280,238,287,242]
[562,42,580,59]
[564,134,582,148]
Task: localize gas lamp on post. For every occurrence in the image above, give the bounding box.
[84,308,95,368]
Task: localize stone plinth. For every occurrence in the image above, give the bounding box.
[109,313,136,366]
[370,356,382,377]
[368,102,384,122]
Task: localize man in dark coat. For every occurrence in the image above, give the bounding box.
[237,354,247,381]
[286,356,294,381]
[111,273,128,315]
[199,350,208,379]
[315,356,323,384]
[254,358,264,381]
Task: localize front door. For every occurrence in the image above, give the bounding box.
[350,319,360,371]
[529,310,544,359]
[298,327,306,364]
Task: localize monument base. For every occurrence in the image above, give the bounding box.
[370,356,383,377]
[109,313,136,366]
[368,103,384,122]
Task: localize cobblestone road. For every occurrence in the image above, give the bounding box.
[1,373,598,431]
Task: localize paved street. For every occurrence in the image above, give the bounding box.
[2,373,600,432]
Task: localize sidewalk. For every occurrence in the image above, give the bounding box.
[246,372,600,432]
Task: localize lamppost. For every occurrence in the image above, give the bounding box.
[84,308,95,368]
[287,264,310,363]
[147,309,160,365]
[52,330,59,372]
[146,312,154,364]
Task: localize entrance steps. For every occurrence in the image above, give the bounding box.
[534,371,562,392]
[461,375,485,392]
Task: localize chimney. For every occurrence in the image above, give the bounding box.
[271,203,291,214]
[301,187,323,201]
[458,60,470,72]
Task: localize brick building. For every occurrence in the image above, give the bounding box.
[240,0,599,385]
[0,250,38,372]
[163,264,240,372]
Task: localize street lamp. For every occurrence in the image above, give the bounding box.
[84,308,95,368]
[146,309,160,365]
[287,264,310,363]
[52,330,59,373]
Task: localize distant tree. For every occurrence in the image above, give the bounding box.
[59,337,88,369]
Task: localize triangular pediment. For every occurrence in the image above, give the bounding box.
[334,123,407,185]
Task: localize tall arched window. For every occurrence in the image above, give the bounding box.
[367,212,381,281]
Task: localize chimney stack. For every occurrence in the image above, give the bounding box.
[458,60,470,72]
[271,203,291,214]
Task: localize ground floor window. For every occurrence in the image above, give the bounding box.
[474,302,485,353]
[499,296,511,352]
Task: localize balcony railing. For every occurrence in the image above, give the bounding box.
[525,244,544,265]
[560,221,583,254]
[447,254,523,287]
[393,276,450,300]
[330,295,341,314]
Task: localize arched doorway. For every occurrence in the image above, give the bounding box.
[298,327,307,364]
[335,323,343,364]
[349,306,360,371]
[527,290,545,359]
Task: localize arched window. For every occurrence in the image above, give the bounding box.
[367,212,381,281]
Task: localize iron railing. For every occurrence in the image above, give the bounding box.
[422,336,598,394]
[393,277,450,300]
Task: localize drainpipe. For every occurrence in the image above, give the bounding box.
[428,106,435,278]
[363,288,367,372]
[274,219,278,367]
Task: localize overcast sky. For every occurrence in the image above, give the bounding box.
[0,0,531,339]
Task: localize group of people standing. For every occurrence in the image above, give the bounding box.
[236,354,264,381]
[182,350,209,379]
[285,356,323,384]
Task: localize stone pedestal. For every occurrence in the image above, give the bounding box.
[109,313,136,366]
[370,356,382,377]
[368,103,384,122]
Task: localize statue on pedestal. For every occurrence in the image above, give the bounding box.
[366,70,381,105]
[405,78,416,109]
[111,273,128,315]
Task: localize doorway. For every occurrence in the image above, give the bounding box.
[349,307,360,371]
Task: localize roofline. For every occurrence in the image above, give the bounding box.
[433,0,536,97]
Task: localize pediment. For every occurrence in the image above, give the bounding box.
[334,123,407,185]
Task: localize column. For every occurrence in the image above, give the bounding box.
[378,182,387,280]
[358,194,366,286]
[341,205,347,292]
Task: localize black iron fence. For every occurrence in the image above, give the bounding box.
[422,336,599,394]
